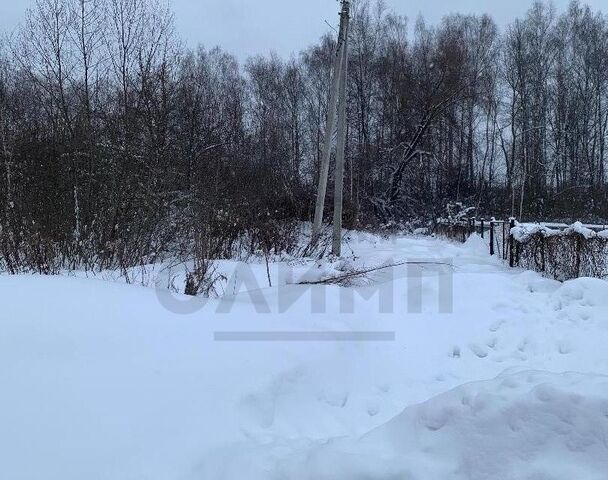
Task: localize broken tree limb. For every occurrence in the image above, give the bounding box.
[293,260,454,286]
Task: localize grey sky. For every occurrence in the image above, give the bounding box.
[1,0,607,61]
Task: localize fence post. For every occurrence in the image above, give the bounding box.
[480,218,485,238]
[489,219,495,256]
[509,218,516,267]
[575,235,581,278]
[501,221,505,259]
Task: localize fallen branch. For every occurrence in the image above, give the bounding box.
[294,261,453,286]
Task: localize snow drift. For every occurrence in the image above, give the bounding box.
[268,370,608,480]
[2,234,608,480]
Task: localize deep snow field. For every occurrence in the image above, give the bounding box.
[2,233,608,479]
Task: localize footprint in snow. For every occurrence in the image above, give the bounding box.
[239,393,275,429]
[319,390,349,408]
[491,353,507,363]
[377,383,391,394]
[489,319,505,332]
[469,343,488,358]
[449,346,461,358]
[367,400,380,417]
[579,311,592,322]
[492,302,511,313]
[557,339,573,354]
[511,350,527,361]
[517,338,528,352]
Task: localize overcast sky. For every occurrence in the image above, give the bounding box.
[1,0,607,61]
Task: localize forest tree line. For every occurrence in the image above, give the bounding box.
[1,0,608,274]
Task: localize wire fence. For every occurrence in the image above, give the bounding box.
[434,218,608,281]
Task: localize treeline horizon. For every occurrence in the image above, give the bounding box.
[1,0,608,275]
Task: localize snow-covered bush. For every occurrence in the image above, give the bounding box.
[444,202,476,223]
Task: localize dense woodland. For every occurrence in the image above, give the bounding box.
[2,0,608,275]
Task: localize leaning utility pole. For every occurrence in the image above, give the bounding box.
[312,0,350,252]
[331,12,350,257]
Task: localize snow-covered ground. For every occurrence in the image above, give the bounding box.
[2,233,608,479]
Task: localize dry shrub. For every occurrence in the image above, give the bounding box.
[514,232,608,281]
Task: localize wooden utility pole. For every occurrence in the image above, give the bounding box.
[312,1,350,250]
